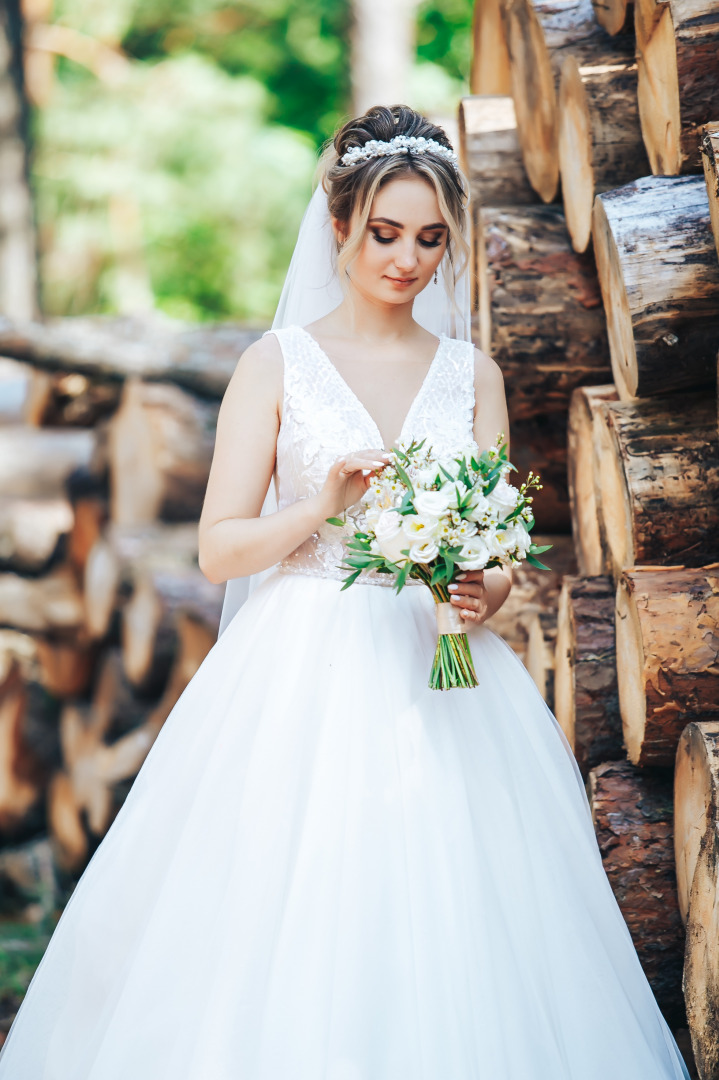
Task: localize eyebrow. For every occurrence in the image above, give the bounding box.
[368,217,448,231]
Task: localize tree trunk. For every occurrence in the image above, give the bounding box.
[0,315,264,400]
[587,758,687,1027]
[684,817,719,1079]
[567,384,617,576]
[636,0,719,176]
[674,720,719,925]
[470,0,511,95]
[459,96,538,207]
[350,0,419,114]
[554,574,623,777]
[594,393,719,572]
[477,203,611,528]
[702,122,719,262]
[108,377,218,525]
[591,0,633,34]
[500,0,559,201]
[524,609,556,708]
[0,424,101,499]
[592,175,719,400]
[0,0,38,319]
[615,566,719,767]
[558,47,649,251]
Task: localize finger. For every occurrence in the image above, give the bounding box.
[448,582,486,600]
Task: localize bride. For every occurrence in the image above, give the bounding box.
[0,105,691,1079]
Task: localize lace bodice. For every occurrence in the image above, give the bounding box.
[269,324,476,585]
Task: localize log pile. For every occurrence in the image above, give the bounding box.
[0,318,263,887]
[465,0,719,1058]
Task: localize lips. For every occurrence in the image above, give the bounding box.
[386,276,418,284]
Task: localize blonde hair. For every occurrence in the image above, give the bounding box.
[315,104,471,331]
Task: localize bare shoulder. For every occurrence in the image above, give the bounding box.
[472,345,505,393]
[223,332,283,407]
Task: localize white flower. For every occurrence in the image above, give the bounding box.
[486,478,521,519]
[466,492,492,522]
[455,519,478,539]
[374,510,410,565]
[458,536,490,570]
[506,523,532,557]
[413,488,450,516]
[408,539,440,564]
[439,480,468,509]
[402,513,440,541]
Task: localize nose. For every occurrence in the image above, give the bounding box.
[393,239,419,274]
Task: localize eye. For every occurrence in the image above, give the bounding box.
[419,237,444,248]
[371,231,396,245]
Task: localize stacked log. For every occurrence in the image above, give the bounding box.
[592,175,719,399]
[635,0,719,176]
[0,316,262,877]
[466,0,719,1059]
[587,758,686,1025]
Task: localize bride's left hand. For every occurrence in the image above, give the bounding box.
[448,570,490,625]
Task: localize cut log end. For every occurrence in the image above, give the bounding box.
[674,721,719,926]
[592,0,632,36]
[558,56,594,252]
[591,195,637,399]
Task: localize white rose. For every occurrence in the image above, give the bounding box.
[466,492,492,522]
[506,523,532,557]
[402,512,440,542]
[413,488,451,516]
[486,478,520,520]
[439,480,468,509]
[486,527,513,559]
[375,510,410,565]
[408,539,440,564]
[458,536,490,570]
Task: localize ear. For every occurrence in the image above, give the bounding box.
[331,216,348,247]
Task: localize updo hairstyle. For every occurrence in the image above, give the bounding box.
[316,104,471,326]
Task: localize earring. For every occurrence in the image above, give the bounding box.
[434,268,438,285]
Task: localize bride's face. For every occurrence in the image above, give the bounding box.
[335,176,448,305]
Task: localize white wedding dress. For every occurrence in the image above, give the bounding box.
[0,325,691,1079]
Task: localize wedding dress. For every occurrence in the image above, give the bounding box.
[0,323,691,1079]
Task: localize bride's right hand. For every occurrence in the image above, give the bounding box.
[319,448,392,518]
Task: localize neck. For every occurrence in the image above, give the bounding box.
[325,277,421,345]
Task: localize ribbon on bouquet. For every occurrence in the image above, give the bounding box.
[435,601,466,635]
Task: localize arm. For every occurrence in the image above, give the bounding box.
[198,335,390,585]
[449,347,513,625]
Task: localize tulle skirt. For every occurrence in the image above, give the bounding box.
[0,568,691,1079]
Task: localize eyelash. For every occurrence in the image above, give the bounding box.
[371,233,444,248]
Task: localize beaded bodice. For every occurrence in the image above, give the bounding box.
[269,324,476,585]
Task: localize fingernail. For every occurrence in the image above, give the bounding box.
[448,584,458,591]
[372,461,385,468]
[461,609,471,617]
[457,573,467,580]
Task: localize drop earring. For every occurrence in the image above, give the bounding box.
[434,268,438,285]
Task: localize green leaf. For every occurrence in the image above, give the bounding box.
[394,461,415,495]
[529,543,553,554]
[325,516,345,527]
[430,563,446,586]
[340,569,362,590]
[525,553,551,570]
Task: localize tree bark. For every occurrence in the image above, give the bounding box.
[592,175,719,399]
[674,720,719,925]
[477,203,611,528]
[567,384,617,576]
[459,96,538,207]
[615,566,719,767]
[350,0,419,114]
[470,0,511,95]
[594,393,719,572]
[554,574,623,777]
[558,47,648,252]
[0,0,38,319]
[702,122,719,262]
[635,0,719,176]
[587,758,687,1027]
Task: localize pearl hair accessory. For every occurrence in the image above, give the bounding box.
[340,135,460,173]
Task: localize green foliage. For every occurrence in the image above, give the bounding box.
[32,0,471,322]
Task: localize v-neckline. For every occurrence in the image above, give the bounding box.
[294,325,447,449]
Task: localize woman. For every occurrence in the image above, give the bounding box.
[0,105,691,1079]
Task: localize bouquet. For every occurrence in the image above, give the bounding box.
[326,436,551,691]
